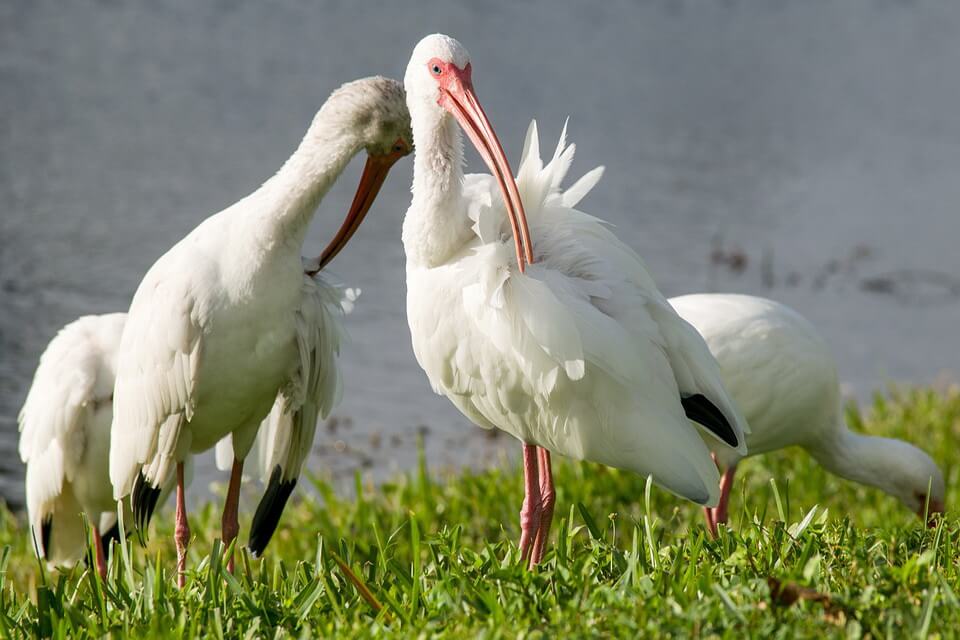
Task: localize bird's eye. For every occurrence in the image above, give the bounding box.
[431,64,442,75]
[393,144,404,153]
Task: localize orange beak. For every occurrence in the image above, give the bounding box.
[316,147,405,270]
[438,63,534,272]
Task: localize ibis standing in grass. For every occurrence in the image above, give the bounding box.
[670,293,946,534]
[109,76,412,587]
[400,34,749,567]
[19,314,133,578]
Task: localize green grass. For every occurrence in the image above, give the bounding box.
[1,386,959,638]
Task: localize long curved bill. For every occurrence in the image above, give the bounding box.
[316,153,399,270]
[440,64,534,272]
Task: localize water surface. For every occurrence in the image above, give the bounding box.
[2,1,959,507]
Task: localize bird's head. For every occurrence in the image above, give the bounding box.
[875,439,946,527]
[404,34,533,272]
[316,76,413,269]
[897,450,946,527]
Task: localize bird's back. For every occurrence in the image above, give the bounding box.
[669,294,841,464]
[18,312,127,563]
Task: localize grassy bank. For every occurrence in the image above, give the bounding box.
[1,387,958,638]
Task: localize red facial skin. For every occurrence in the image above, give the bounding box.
[428,57,534,272]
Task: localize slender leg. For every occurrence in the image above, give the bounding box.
[713,463,738,527]
[529,447,555,567]
[92,524,107,580]
[221,458,244,574]
[518,443,542,563]
[175,462,190,589]
[703,506,718,538]
[703,453,720,538]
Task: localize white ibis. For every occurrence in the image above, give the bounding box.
[109,76,412,587]
[669,293,946,533]
[401,34,749,567]
[19,313,130,578]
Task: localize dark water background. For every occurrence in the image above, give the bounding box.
[2,0,959,507]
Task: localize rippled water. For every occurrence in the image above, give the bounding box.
[2,0,959,507]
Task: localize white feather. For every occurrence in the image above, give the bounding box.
[405,120,750,505]
[218,269,354,485]
[19,314,125,566]
[671,293,945,513]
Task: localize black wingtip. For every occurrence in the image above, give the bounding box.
[40,516,52,558]
[100,521,121,550]
[681,393,739,448]
[131,472,162,538]
[248,465,297,557]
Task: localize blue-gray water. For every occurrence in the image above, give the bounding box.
[2,1,959,507]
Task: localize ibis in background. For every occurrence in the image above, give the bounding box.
[19,314,144,579]
[670,293,946,534]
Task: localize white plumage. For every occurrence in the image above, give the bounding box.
[18,265,354,572]
[408,121,747,499]
[215,269,356,554]
[670,293,946,529]
[401,34,749,565]
[19,314,130,571]
[231,273,355,486]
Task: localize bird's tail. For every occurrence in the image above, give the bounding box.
[131,472,162,539]
[31,485,87,569]
[247,466,297,557]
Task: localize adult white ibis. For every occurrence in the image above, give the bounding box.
[19,314,133,578]
[401,34,749,567]
[109,76,411,587]
[670,293,946,533]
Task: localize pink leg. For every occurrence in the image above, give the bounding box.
[703,505,718,538]
[92,524,107,580]
[518,443,542,563]
[714,463,737,527]
[175,462,190,589]
[529,447,555,567]
[703,453,720,538]
[221,459,244,574]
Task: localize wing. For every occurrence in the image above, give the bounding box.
[247,271,354,555]
[109,255,203,508]
[473,120,748,450]
[429,122,761,503]
[528,121,748,452]
[671,294,837,458]
[18,313,126,557]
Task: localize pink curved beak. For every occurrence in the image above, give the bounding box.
[315,148,406,272]
[438,63,534,272]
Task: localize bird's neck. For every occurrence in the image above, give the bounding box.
[402,109,473,268]
[808,429,920,502]
[241,117,362,254]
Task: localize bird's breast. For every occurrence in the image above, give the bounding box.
[187,272,301,451]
